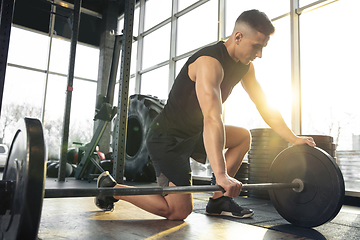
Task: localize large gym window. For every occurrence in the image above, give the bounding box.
[140,65,169,100]
[300,0,360,192]
[176,0,217,57]
[144,0,172,31]
[142,24,171,70]
[7,27,48,70]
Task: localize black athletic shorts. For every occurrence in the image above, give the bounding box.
[146,128,206,187]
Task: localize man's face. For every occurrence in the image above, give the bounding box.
[236,31,270,65]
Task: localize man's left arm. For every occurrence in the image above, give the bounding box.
[241,63,315,146]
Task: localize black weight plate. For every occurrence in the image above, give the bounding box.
[249,165,270,170]
[249,149,283,156]
[236,170,248,175]
[238,163,249,170]
[268,145,344,228]
[249,162,272,167]
[250,145,287,151]
[248,177,269,183]
[300,135,333,143]
[248,172,269,178]
[251,137,288,144]
[248,158,274,163]
[250,129,279,135]
[316,143,335,150]
[235,177,249,182]
[250,146,284,151]
[249,168,270,174]
[248,160,275,165]
[0,118,46,240]
[250,133,283,139]
[321,149,336,157]
[250,128,273,133]
[251,136,288,142]
[248,154,278,159]
[251,142,289,148]
[251,136,287,141]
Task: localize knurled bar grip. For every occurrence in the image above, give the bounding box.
[44,182,300,198]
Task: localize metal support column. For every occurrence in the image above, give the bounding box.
[94,0,119,154]
[0,0,15,116]
[112,0,135,183]
[218,0,225,41]
[168,0,178,92]
[134,0,145,94]
[290,0,301,135]
[58,0,82,181]
[41,1,56,123]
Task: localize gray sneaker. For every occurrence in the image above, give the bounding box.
[95,171,118,211]
[206,196,254,218]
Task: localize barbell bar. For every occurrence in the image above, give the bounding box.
[0,118,346,240]
[44,181,301,198]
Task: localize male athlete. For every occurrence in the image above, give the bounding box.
[95,9,315,220]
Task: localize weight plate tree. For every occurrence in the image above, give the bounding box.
[268,144,345,228]
[0,118,46,240]
[248,128,289,199]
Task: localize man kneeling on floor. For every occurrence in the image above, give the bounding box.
[95,9,316,220]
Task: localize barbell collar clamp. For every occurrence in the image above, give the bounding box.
[292,178,304,193]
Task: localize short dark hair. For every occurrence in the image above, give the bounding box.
[236,9,275,36]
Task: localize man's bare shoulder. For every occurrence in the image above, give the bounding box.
[188,56,223,82]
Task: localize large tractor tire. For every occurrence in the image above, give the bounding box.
[125,94,165,182]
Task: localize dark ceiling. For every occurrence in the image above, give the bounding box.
[62,0,127,15]
[12,0,137,46]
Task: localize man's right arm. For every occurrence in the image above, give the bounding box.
[189,56,242,197]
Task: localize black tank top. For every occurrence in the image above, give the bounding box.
[151,41,250,138]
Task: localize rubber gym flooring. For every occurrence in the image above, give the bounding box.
[39,176,359,240]
[1,170,359,240]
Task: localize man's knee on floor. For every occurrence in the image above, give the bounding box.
[166,203,193,221]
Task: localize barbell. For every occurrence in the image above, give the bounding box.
[0,118,345,240]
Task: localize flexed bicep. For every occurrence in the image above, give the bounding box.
[192,56,224,118]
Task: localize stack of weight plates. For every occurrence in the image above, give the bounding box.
[248,128,289,199]
[234,161,249,196]
[301,135,336,160]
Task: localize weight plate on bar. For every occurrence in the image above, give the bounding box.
[0,118,46,240]
[268,145,345,228]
